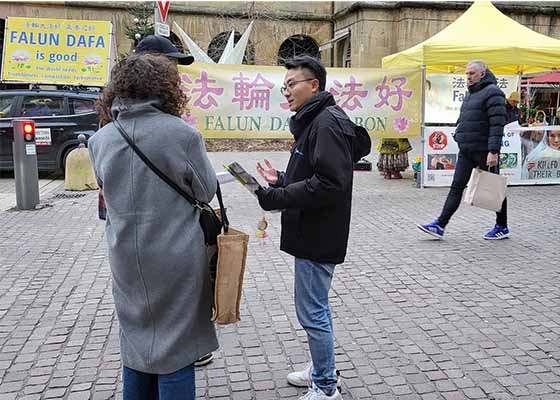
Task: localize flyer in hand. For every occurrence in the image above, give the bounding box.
[225,162,264,194]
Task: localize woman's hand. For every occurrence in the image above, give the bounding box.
[256,159,278,185]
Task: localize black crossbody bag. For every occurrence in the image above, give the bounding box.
[113,119,227,246]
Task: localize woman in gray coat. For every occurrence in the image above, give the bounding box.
[89,54,218,399]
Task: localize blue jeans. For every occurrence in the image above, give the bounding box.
[123,364,195,400]
[294,257,337,394]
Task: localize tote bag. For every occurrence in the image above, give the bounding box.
[463,168,507,212]
[211,226,249,325]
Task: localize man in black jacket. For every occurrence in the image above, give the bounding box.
[418,60,509,240]
[255,56,370,400]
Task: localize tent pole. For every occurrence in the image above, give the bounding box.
[420,65,427,189]
[552,82,560,125]
[527,82,531,123]
[517,71,522,122]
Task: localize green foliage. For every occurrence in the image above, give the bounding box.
[519,102,538,117]
[124,2,154,45]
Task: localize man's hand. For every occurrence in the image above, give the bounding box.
[256,159,278,185]
[487,152,499,168]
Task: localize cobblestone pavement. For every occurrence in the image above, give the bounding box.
[0,151,559,400]
[0,174,64,212]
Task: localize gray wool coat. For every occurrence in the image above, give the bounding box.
[88,97,219,374]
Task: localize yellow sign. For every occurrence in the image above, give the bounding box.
[179,64,422,139]
[1,17,112,86]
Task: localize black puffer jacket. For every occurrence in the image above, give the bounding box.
[505,101,520,124]
[454,69,506,152]
[256,92,371,264]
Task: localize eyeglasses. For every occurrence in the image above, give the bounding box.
[280,78,315,95]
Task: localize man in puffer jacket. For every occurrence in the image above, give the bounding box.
[418,60,509,240]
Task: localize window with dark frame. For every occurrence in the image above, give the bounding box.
[21,96,65,117]
[0,96,17,118]
[277,35,320,66]
[70,98,96,115]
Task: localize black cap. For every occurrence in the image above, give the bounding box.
[135,35,194,65]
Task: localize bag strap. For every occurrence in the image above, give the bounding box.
[215,180,229,231]
[113,119,229,231]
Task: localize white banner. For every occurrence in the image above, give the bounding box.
[425,74,519,124]
[180,64,423,138]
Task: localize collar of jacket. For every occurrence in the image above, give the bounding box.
[111,96,164,120]
[468,69,498,93]
[289,91,336,140]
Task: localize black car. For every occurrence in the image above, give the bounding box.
[0,89,100,171]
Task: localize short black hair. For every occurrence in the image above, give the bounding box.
[284,56,326,91]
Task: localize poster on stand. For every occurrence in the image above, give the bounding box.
[518,126,560,182]
[425,74,519,124]
[423,126,523,187]
[423,127,460,186]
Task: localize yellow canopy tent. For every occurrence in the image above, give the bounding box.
[382,1,560,74]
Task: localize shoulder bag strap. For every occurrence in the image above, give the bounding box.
[113,118,228,231]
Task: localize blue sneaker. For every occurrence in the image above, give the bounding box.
[417,220,444,239]
[483,224,510,240]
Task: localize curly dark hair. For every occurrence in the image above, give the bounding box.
[95,84,115,127]
[98,54,188,118]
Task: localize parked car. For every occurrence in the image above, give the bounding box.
[0,89,100,171]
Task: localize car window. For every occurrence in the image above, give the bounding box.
[70,98,96,115]
[0,96,17,118]
[21,96,65,117]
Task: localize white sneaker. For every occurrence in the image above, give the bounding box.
[299,384,343,400]
[287,363,342,389]
[288,363,313,387]
[194,352,213,367]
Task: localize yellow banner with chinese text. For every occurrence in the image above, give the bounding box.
[1,17,112,86]
[179,64,422,139]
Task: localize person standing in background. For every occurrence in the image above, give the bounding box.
[505,91,520,124]
[376,138,412,179]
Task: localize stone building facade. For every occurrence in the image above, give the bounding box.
[0,1,559,69]
[332,1,560,68]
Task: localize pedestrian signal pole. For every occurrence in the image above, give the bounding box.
[12,119,40,210]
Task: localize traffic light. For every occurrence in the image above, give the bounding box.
[22,121,35,143]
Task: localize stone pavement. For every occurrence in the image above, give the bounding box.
[0,174,65,212]
[0,151,559,400]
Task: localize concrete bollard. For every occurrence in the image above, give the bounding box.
[64,134,98,191]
